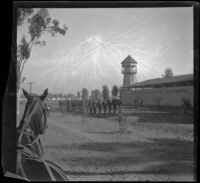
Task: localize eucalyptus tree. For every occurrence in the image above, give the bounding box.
[102,85,110,101]
[17,8,67,114]
[163,68,173,78]
[111,85,119,99]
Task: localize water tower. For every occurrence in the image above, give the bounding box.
[121,55,137,88]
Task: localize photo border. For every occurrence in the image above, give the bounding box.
[2,1,199,181]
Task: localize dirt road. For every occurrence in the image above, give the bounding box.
[42,110,194,181]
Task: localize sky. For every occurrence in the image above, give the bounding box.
[17,7,193,95]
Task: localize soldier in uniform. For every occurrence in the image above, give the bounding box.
[82,99,87,124]
[86,99,90,114]
[68,100,71,112]
[112,99,117,114]
[118,106,127,132]
[103,100,107,114]
[72,100,75,112]
[97,99,102,114]
[181,97,192,114]
[93,99,97,115]
[108,99,112,114]
[89,100,93,115]
[59,100,64,116]
[118,99,122,109]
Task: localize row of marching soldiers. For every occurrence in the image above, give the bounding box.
[59,98,127,132]
[58,98,122,115]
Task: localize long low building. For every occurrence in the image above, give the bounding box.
[121,74,193,106]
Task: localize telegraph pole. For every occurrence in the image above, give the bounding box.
[27,82,35,94]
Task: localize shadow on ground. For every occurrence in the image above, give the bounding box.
[58,109,193,125]
[63,160,194,175]
[47,138,194,175]
[127,112,193,124]
[87,131,132,135]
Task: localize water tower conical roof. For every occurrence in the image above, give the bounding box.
[121,55,137,65]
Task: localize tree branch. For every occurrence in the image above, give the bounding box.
[17,24,66,87]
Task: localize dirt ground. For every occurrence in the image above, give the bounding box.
[18,104,194,181]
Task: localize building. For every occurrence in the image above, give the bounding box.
[121,56,193,106]
[127,74,193,90]
[121,55,137,87]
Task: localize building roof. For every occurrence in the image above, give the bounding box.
[121,55,137,65]
[129,74,193,88]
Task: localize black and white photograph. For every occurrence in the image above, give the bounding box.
[2,1,198,182]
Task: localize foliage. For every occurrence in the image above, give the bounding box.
[91,90,95,99]
[17,8,68,88]
[18,36,31,60]
[77,92,80,98]
[102,85,110,101]
[27,9,67,39]
[111,85,119,98]
[17,8,34,26]
[94,89,101,100]
[82,88,89,100]
[163,68,173,77]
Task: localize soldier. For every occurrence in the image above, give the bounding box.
[74,100,77,112]
[82,99,87,124]
[68,100,71,112]
[118,106,127,132]
[118,99,122,109]
[107,99,112,114]
[92,99,97,115]
[103,100,107,114]
[89,100,93,115]
[97,99,102,114]
[59,100,64,115]
[134,98,139,108]
[58,100,62,110]
[181,97,186,113]
[76,100,79,112]
[112,99,117,114]
[78,100,80,112]
[78,100,81,112]
[72,100,75,112]
[86,99,90,114]
[66,100,68,112]
[63,101,67,115]
[181,97,192,114]
[139,97,143,106]
[118,107,123,132]
[75,100,77,112]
